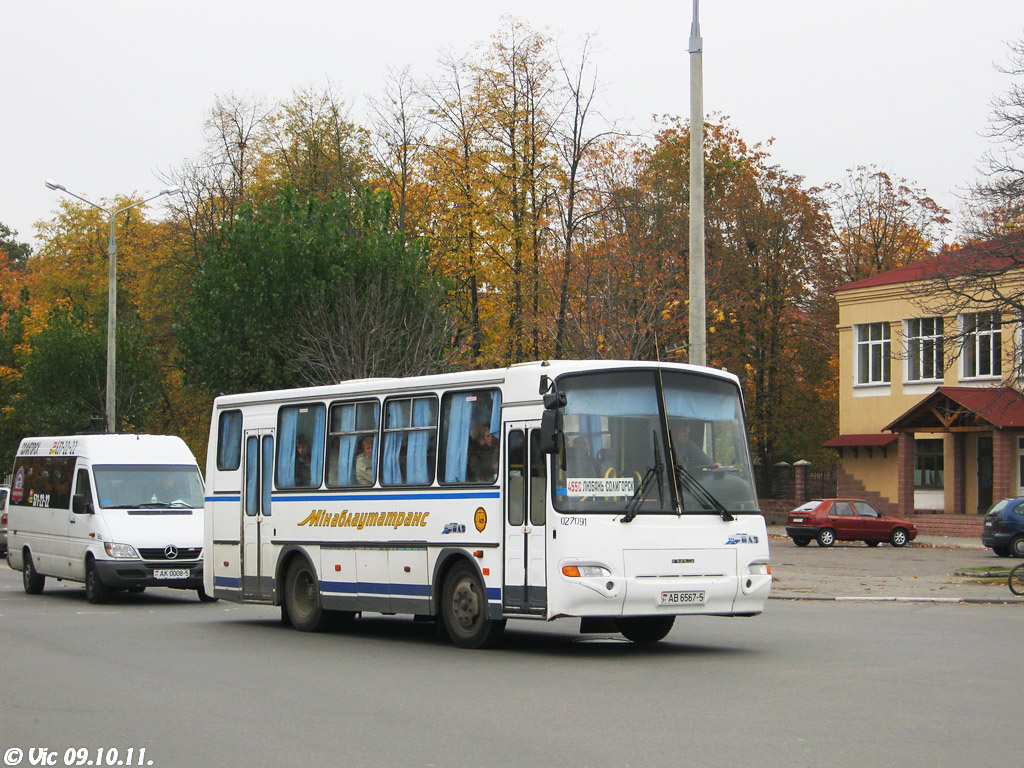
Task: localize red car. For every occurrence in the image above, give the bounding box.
[785,499,917,548]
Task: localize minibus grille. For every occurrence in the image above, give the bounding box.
[138,547,203,561]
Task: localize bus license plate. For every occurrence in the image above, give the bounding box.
[660,590,706,606]
[154,568,189,579]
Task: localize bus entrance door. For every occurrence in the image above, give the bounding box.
[503,424,547,616]
[241,430,274,602]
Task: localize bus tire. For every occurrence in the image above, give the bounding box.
[616,615,675,643]
[284,557,327,632]
[441,561,505,649]
[22,551,45,595]
[85,558,110,604]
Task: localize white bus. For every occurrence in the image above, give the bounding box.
[204,360,771,647]
[7,434,211,603]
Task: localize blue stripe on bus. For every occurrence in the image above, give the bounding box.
[322,580,501,601]
[206,491,499,503]
[215,576,241,588]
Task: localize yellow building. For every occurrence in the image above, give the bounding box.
[830,243,1024,518]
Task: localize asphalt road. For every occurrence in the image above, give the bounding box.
[1,558,1020,768]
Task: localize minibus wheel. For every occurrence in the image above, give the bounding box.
[197,586,219,603]
[85,558,110,604]
[22,551,45,595]
[285,557,326,632]
[440,560,505,649]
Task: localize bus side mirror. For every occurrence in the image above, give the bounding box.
[72,494,93,515]
[539,410,562,455]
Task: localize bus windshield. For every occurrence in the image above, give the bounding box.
[93,465,205,510]
[553,369,759,515]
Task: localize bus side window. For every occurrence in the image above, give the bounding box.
[529,431,546,526]
[217,410,243,471]
[327,400,380,488]
[277,403,326,489]
[439,389,502,485]
[381,396,437,486]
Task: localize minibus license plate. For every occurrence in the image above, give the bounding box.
[660,590,706,605]
[154,568,189,580]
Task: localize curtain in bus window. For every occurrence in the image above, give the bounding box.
[406,399,434,484]
[382,400,406,485]
[310,406,326,484]
[663,388,737,422]
[334,404,358,486]
[489,393,502,435]
[444,394,474,483]
[217,410,242,471]
[278,410,297,486]
[564,382,657,417]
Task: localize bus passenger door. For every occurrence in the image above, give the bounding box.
[503,424,547,615]
[241,430,274,602]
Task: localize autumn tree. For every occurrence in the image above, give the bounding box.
[826,165,949,282]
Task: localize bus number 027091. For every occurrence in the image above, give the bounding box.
[562,516,587,526]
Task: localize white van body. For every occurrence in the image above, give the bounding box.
[7,434,211,602]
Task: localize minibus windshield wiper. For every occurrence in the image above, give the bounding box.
[674,464,734,522]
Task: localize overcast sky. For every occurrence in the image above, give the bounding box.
[4,0,1024,248]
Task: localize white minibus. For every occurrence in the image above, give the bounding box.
[6,434,213,603]
[205,360,771,647]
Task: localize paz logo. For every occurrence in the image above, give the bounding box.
[474,507,487,533]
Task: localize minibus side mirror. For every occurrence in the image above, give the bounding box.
[72,494,94,515]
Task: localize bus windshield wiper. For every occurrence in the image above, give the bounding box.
[621,434,664,524]
[674,464,734,522]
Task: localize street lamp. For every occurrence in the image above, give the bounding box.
[45,179,181,433]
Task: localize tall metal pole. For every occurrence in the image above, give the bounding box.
[106,214,118,434]
[45,181,180,433]
[688,0,707,366]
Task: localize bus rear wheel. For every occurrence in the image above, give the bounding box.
[285,558,327,632]
[616,615,675,643]
[441,561,505,649]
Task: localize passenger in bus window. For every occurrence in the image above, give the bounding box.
[354,436,374,485]
[295,434,312,486]
[467,424,498,482]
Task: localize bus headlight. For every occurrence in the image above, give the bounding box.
[104,542,140,559]
[562,565,611,578]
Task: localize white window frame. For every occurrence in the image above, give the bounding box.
[960,312,1002,380]
[855,322,891,385]
[905,317,944,383]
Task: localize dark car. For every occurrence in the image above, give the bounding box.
[785,498,917,548]
[981,497,1024,557]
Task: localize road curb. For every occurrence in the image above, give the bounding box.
[770,594,1022,605]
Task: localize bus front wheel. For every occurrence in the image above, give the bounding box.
[617,615,675,643]
[441,561,505,649]
[285,558,326,632]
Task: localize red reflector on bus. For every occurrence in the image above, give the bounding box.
[335,564,341,571]
[473,550,484,558]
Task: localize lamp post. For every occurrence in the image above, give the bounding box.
[44,180,180,433]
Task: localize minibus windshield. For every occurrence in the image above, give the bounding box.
[93,465,205,510]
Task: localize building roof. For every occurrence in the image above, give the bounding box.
[834,237,1024,294]
[822,433,899,448]
[885,386,1024,432]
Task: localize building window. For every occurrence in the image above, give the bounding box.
[855,322,891,384]
[914,438,944,489]
[962,312,1001,379]
[906,317,944,382]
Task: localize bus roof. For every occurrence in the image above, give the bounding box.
[211,359,741,410]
